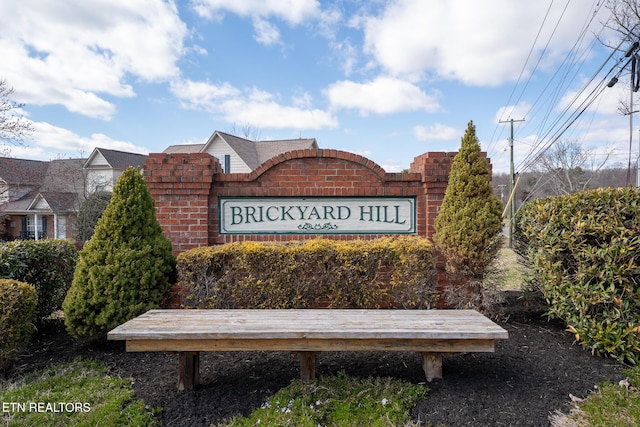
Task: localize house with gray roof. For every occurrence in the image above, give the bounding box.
[0,157,85,240]
[0,147,148,242]
[84,147,148,192]
[163,131,318,173]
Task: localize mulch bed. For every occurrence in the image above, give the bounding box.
[12,293,628,426]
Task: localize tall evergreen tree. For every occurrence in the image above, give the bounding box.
[434,121,503,284]
[63,167,175,338]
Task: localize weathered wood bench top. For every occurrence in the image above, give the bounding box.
[107,309,508,390]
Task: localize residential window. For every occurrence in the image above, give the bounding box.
[224,154,230,173]
[56,216,67,239]
[21,215,47,240]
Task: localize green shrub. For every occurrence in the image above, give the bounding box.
[433,120,503,307]
[0,279,37,376]
[0,239,77,325]
[63,167,176,338]
[514,187,640,364]
[178,236,436,309]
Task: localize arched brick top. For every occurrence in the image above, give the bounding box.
[248,148,388,181]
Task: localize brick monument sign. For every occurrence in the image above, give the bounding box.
[144,148,491,295]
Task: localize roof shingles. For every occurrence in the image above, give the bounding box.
[162,131,318,171]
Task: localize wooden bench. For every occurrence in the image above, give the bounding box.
[107,309,508,391]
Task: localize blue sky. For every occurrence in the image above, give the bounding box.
[1,0,638,174]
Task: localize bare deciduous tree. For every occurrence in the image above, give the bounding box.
[533,140,613,196]
[604,0,640,44]
[229,122,263,141]
[0,79,33,145]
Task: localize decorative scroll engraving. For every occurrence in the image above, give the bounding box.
[298,222,339,231]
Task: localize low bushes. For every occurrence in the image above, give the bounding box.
[178,236,436,309]
[0,279,37,376]
[514,187,640,364]
[0,239,77,325]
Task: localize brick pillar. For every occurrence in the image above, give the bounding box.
[410,152,456,305]
[144,153,221,255]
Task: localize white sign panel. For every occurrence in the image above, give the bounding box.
[219,197,416,234]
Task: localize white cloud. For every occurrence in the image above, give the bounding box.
[0,0,187,120]
[330,39,359,76]
[11,120,148,161]
[171,79,241,110]
[191,0,320,24]
[253,17,282,46]
[170,79,338,130]
[362,0,606,86]
[558,79,627,118]
[494,102,532,125]
[315,4,343,39]
[379,160,404,173]
[326,76,440,115]
[413,123,461,141]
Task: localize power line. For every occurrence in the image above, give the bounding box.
[488,0,608,167]
[515,38,626,173]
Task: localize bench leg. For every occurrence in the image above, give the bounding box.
[421,352,442,382]
[298,352,319,381]
[178,351,200,391]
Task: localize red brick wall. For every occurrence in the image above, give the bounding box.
[145,149,491,303]
[145,153,220,254]
[144,149,467,252]
[144,149,470,253]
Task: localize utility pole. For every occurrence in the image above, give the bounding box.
[607,40,640,186]
[499,117,525,248]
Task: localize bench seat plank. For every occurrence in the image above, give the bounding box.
[107,309,508,390]
[108,309,508,341]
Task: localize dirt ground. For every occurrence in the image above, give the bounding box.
[13,293,628,427]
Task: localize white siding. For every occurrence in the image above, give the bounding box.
[86,152,110,167]
[202,136,251,173]
[33,197,50,210]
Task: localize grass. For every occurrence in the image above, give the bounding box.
[0,358,159,427]
[551,366,640,427]
[496,245,529,291]
[217,371,428,427]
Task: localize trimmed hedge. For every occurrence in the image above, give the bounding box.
[178,237,436,309]
[514,187,640,364]
[0,279,37,376]
[0,239,77,325]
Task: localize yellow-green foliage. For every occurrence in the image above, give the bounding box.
[0,279,37,376]
[178,236,435,309]
[434,120,503,281]
[515,187,640,365]
[63,167,176,338]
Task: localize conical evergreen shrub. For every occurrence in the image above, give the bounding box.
[434,120,503,287]
[63,167,176,338]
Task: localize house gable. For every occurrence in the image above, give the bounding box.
[163,131,319,174]
[201,132,253,173]
[28,194,51,211]
[83,148,147,192]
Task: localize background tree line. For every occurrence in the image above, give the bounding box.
[492,139,636,212]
